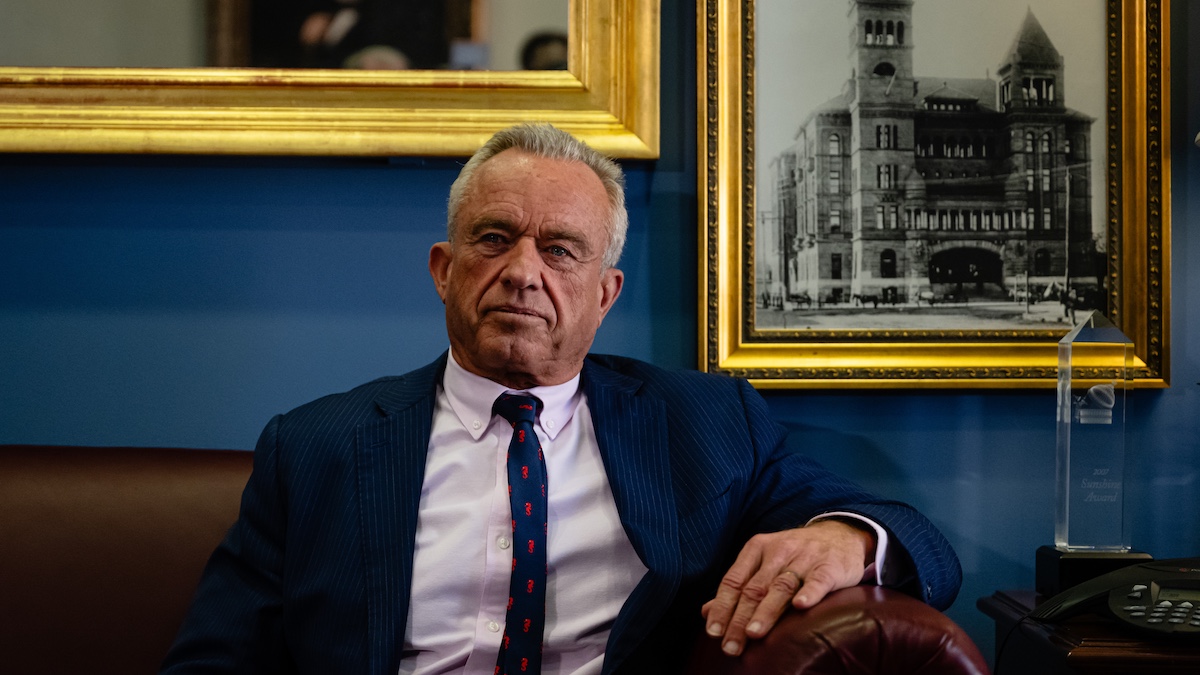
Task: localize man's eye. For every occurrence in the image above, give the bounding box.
[547,245,570,257]
[480,233,505,244]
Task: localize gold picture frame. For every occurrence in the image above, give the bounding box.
[698,0,1170,388]
[0,0,659,158]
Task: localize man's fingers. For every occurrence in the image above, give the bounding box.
[712,556,801,655]
[703,522,876,655]
[743,569,803,639]
[704,547,762,639]
[790,563,840,608]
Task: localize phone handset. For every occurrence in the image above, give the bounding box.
[1030,557,1200,639]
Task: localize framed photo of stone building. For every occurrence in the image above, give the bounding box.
[699,0,1170,388]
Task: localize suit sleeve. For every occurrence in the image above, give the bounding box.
[734,379,962,610]
[160,416,293,674]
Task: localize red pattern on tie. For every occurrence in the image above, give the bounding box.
[492,393,547,675]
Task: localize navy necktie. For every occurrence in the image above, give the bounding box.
[493,393,547,675]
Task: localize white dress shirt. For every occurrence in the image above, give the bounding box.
[400,352,647,675]
[400,352,892,674]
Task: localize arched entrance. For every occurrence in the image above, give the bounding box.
[928,247,1005,301]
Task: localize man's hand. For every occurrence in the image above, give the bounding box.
[700,519,876,656]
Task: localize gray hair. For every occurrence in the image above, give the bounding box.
[446,123,628,270]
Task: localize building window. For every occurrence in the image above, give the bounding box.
[829,133,841,156]
[888,207,898,229]
[1026,169,1035,191]
[1044,207,1052,229]
[1041,133,1052,154]
[831,253,843,280]
[829,208,841,233]
[1034,249,1052,276]
[829,170,840,194]
[875,205,885,229]
[865,20,874,44]
[1042,169,1051,191]
[897,22,905,45]
[876,164,896,189]
[881,249,897,278]
[1025,131,1035,152]
[1026,207,1036,230]
[1023,77,1056,104]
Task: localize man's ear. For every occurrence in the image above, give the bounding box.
[596,267,624,322]
[429,242,453,302]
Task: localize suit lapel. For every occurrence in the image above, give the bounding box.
[356,356,445,675]
[583,361,681,674]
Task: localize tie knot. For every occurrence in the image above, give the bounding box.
[493,393,541,427]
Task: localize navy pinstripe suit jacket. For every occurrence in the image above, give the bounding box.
[162,353,961,675]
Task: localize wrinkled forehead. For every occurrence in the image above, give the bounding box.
[454,149,610,230]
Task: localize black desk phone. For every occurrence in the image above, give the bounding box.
[1030,557,1200,640]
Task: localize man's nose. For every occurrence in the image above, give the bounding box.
[500,239,543,289]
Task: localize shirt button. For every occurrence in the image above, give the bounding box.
[472,420,481,430]
[545,418,556,430]
[487,621,500,632]
[498,536,510,549]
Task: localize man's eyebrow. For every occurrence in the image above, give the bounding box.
[544,228,592,250]
[464,219,516,237]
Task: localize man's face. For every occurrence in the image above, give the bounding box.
[429,149,623,388]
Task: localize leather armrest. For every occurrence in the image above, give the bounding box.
[686,586,989,675]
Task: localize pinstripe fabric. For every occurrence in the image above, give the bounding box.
[161,353,960,675]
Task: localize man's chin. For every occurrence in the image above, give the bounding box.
[470,340,583,387]
[474,339,547,371]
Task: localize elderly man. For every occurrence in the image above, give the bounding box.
[162,124,960,675]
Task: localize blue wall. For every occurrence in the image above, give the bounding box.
[2,0,1197,662]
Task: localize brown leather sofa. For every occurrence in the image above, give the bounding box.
[0,444,988,675]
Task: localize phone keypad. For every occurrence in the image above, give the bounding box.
[1112,586,1200,634]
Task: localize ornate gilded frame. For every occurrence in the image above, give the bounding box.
[0,0,659,158]
[698,0,1170,388]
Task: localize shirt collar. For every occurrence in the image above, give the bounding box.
[442,348,582,441]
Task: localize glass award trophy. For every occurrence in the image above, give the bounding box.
[1055,310,1133,551]
[1036,311,1150,596]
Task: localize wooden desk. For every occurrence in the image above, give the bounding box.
[978,590,1200,674]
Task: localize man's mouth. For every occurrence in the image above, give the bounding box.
[490,305,544,319]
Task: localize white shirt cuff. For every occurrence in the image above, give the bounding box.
[806,511,890,586]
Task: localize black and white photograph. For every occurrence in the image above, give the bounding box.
[753,0,1107,332]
